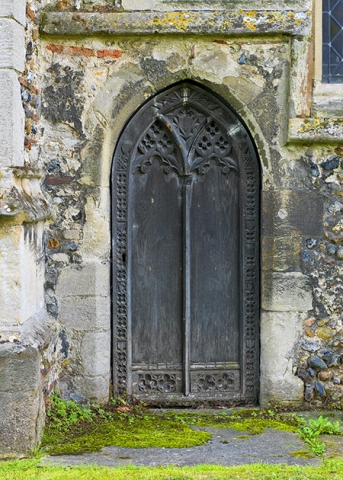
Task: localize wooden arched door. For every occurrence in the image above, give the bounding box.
[112,82,260,405]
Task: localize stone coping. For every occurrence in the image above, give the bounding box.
[40,10,311,36]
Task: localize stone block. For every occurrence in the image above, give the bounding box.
[262,236,301,272]
[262,190,324,237]
[0,19,25,71]
[262,272,313,312]
[0,70,24,167]
[58,295,111,331]
[289,37,312,118]
[0,0,26,26]
[81,330,111,377]
[81,192,111,260]
[0,343,43,457]
[56,263,110,298]
[73,374,110,404]
[0,225,22,325]
[0,344,40,393]
[122,0,153,9]
[114,0,312,12]
[0,391,43,457]
[260,311,305,406]
[0,223,44,325]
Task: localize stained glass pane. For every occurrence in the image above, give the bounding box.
[322,0,343,82]
[331,30,343,51]
[331,16,341,37]
[332,1,343,23]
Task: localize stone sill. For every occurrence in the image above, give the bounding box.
[288,118,343,144]
[121,0,312,11]
[312,83,343,118]
[40,10,311,36]
[314,83,343,97]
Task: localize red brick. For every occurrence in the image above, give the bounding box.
[18,77,27,88]
[65,46,95,57]
[45,175,73,186]
[46,44,64,54]
[97,49,122,59]
[24,138,37,150]
[47,238,61,249]
[30,85,39,95]
[26,5,35,21]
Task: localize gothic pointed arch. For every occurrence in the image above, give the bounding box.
[112,81,260,405]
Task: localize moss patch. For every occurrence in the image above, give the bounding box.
[42,399,332,457]
[214,418,297,435]
[290,450,315,459]
[42,416,211,455]
[163,410,299,435]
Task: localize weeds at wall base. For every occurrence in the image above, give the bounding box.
[40,394,343,457]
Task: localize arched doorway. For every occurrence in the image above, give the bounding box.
[112,81,260,405]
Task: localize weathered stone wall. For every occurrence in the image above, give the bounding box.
[1,0,343,455]
[35,0,317,409]
[0,0,55,457]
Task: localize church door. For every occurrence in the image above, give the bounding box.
[112,82,260,404]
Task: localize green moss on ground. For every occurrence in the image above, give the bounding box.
[42,416,211,455]
[163,409,299,434]
[290,450,315,459]
[41,398,341,457]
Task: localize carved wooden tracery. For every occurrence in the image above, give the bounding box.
[112,82,260,404]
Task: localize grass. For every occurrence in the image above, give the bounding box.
[2,459,343,480]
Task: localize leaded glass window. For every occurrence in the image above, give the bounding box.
[323,0,343,83]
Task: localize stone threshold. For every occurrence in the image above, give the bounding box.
[40,10,311,36]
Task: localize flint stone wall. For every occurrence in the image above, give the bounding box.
[35,0,343,408]
[36,0,315,411]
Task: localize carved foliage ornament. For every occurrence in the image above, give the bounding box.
[134,87,239,178]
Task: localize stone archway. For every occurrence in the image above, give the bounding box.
[112,81,260,405]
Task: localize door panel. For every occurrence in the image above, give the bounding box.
[131,162,183,367]
[112,82,260,404]
[190,164,240,366]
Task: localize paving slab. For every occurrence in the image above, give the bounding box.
[42,427,321,468]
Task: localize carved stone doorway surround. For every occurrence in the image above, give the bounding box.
[112,81,260,405]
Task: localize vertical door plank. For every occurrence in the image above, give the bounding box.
[190,165,240,365]
[131,164,183,366]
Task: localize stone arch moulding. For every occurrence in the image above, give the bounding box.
[111,80,261,405]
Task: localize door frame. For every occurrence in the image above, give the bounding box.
[111,80,261,405]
